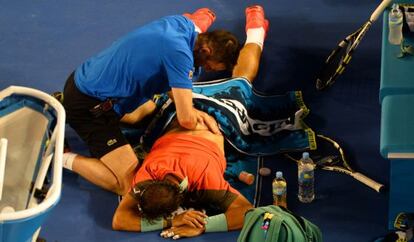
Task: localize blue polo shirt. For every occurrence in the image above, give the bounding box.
[74,15,199,116]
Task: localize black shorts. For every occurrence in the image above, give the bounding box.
[63,72,128,158]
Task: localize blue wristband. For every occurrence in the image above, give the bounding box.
[141,217,163,232]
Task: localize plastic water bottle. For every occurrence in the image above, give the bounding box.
[272,171,287,208]
[298,152,315,203]
[389,3,403,45]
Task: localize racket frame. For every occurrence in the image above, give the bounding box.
[316,0,392,90]
[284,134,384,193]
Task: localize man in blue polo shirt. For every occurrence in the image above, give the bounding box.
[61,8,241,196]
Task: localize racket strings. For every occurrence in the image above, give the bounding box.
[317,134,353,171]
[283,134,354,173]
[315,155,340,166]
[315,0,389,91]
[316,21,372,90]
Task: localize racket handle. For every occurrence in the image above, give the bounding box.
[351,172,384,193]
[370,0,393,22]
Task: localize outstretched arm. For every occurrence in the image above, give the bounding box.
[120,100,157,125]
[113,193,208,232]
[161,193,253,239]
[224,193,253,230]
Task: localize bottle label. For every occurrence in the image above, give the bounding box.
[298,170,313,182]
[298,164,314,202]
[273,187,286,196]
[272,181,286,196]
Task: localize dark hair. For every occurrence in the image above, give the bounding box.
[200,30,241,70]
[138,181,183,222]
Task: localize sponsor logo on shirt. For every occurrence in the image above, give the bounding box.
[188,69,194,80]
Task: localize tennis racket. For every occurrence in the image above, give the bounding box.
[284,134,384,193]
[316,0,393,90]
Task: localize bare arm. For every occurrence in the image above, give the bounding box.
[161,193,253,238]
[113,193,207,232]
[112,193,142,231]
[171,87,220,134]
[170,87,197,130]
[120,100,157,125]
[224,193,253,230]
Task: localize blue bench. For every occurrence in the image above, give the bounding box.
[380,3,414,103]
[380,4,414,229]
[380,94,414,229]
[381,95,414,159]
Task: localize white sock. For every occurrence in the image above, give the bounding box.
[62,152,77,170]
[245,27,265,50]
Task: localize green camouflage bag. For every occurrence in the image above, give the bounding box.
[237,205,322,242]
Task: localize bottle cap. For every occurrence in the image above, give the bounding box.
[392,3,399,11]
[391,4,402,16]
[302,152,310,159]
[276,171,283,178]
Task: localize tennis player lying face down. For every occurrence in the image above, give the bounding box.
[112,118,253,239]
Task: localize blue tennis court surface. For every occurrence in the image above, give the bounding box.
[0,1,393,241]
